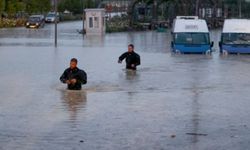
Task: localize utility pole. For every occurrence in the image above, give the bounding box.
[82,0,84,33]
[152,0,157,29]
[54,0,58,47]
[195,0,200,16]
[239,0,242,18]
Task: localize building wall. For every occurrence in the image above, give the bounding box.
[85,9,106,35]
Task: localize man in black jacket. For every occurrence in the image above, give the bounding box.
[118,44,141,70]
[60,58,87,90]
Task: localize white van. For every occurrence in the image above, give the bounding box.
[45,12,60,23]
[171,16,213,54]
[219,19,250,54]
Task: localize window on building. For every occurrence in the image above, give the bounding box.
[94,17,99,28]
[89,17,93,28]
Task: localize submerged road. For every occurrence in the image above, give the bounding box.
[0,21,250,150]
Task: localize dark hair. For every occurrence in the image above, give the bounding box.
[70,58,78,64]
[128,44,134,49]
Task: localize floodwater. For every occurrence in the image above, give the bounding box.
[0,21,250,150]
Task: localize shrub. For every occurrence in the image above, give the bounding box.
[0,18,26,28]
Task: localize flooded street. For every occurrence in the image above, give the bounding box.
[0,21,250,150]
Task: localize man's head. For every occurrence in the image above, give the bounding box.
[70,58,78,69]
[128,44,134,53]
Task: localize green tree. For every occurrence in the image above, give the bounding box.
[59,0,95,14]
[0,0,6,18]
[24,0,50,14]
[5,0,29,17]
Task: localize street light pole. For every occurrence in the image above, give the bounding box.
[195,0,200,16]
[82,0,84,33]
[54,0,58,47]
[152,0,157,29]
[239,0,242,18]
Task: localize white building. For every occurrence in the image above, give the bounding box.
[84,9,106,35]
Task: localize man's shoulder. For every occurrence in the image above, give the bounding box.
[79,69,87,74]
[133,52,140,57]
[122,52,129,55]
[76,67,86,73]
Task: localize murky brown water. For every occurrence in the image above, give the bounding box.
[0,21,250,150]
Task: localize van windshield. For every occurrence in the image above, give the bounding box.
[222,33,250,45]
[174,33,210,45]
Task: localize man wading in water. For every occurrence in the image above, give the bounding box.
[118,44,141,70]
[60,58,87,90]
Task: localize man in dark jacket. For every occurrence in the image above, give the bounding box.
[118,44,141,70]
[60,58,87,90]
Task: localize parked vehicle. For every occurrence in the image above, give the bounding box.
[219,19,250,54]
[45,12,60,23]
[26,15,45,28]
[171,16,213,54]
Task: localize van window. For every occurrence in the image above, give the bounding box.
[222,33,250,45]
[174,33,209,44]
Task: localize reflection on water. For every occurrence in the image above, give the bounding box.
[125,69,137,81]
[84,35,105,47]
[185,58,210,149]
[190,87,200,147]
[60,90,87,122]
[83,83,122,93]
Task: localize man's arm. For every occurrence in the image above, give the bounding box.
[135,54,141,66]
[77,70,87,85]
[118,52,127,63]
[60,70,68,83]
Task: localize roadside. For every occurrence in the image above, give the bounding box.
[0,18,26,28]
[0,14,82,28]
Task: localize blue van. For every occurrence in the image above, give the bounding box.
[171,16,213,54]
[219,19,250,54]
